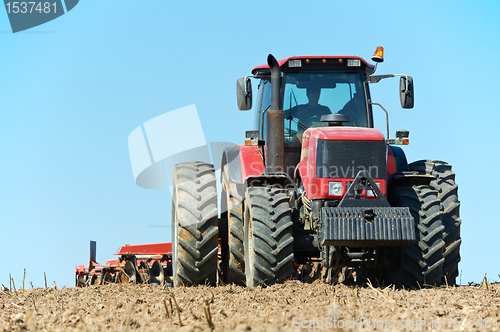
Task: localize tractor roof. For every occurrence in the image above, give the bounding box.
[251,56,375,77]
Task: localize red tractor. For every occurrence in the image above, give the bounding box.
[170,48,461,288]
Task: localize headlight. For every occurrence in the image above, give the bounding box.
[328,181,343,196]
[366,182,381,196]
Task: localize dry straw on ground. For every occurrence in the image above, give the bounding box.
[0,280,499,331]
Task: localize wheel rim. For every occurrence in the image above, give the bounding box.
[244,203,254,286]
[171,199,178,286]
[220,188,229,278]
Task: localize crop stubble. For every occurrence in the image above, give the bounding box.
[0,281,499,331]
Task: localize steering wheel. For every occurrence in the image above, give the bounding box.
[301,114,324,128]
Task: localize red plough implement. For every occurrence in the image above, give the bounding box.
[75,241,173,286]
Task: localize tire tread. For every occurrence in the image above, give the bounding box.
[172,161,218,287]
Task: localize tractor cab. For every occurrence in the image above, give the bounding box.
[249,56,375,139]
[239,56,379,180]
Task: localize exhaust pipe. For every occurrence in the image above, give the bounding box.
[266,54,285,173]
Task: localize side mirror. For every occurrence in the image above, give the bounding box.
[399,76,414,109]
[236,77,252,110]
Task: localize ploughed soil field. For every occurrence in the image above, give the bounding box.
[1,281,499,331]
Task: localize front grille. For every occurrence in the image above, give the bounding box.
[316,140,386,179]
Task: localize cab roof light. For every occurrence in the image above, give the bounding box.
[347,59,361,67]
[372,46,384,63]
[288,59,302,68]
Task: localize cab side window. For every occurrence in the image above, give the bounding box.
[258,80,271,141]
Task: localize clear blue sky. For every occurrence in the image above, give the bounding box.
[1,1,499,288]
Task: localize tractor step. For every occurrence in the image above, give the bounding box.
[320,207,415,247]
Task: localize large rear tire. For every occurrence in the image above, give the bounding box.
[409,160,461,285]
[390,184,445,288]
[171,162,218,287]
[244,186,294,287]
[220,165,245,285]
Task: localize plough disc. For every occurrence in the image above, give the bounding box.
[75,242,173,287]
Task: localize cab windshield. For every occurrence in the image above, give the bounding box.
[283,71,369,134]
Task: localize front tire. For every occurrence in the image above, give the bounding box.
[171,162,218,286]
[221,165,245,285]
[244,186,294,287]
[390,184,445,288]
[409,160,461,285]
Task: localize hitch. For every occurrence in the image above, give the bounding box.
[338,170,389,208]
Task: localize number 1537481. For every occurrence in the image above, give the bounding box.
[5,2,57,14]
